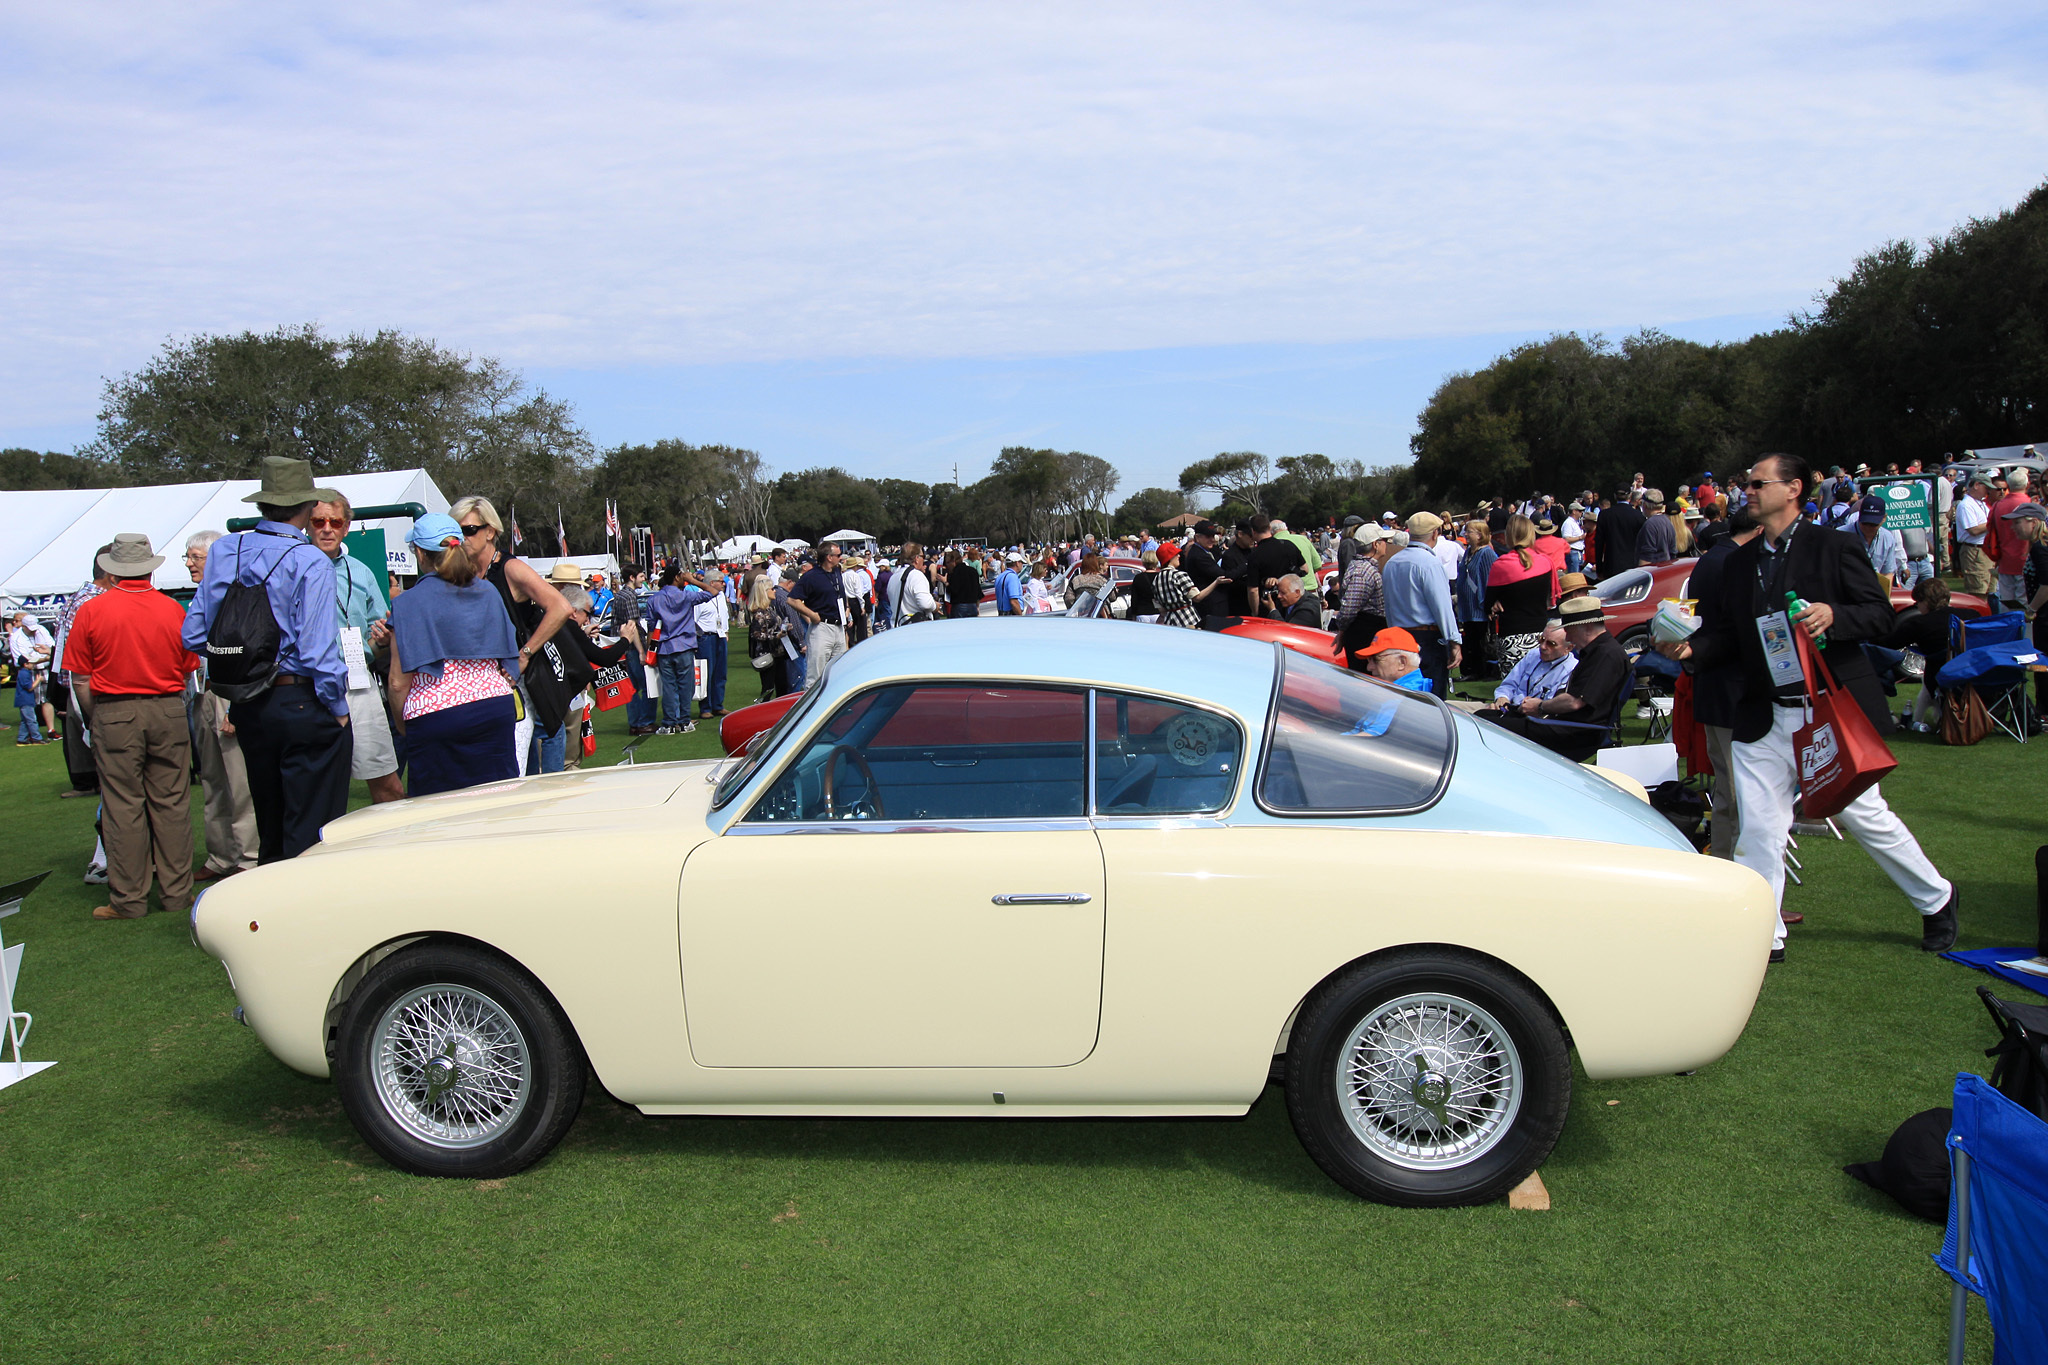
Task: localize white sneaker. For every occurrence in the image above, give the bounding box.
[1635,704,1655,720]
[83,864,108,885]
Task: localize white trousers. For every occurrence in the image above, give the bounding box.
[1731,706,1950,949]
[808,623,849,685]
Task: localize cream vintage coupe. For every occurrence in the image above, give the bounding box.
[195,619,1774,1207]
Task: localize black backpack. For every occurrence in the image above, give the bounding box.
[205,533,290,702]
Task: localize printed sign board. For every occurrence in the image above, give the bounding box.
[1869,478,1934,534]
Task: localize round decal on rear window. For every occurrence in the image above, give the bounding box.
[1163,712,1227,767]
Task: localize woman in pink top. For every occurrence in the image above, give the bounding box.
[1486,515,1554,671]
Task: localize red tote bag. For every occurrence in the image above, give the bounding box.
[592,663,636,712]
[1792,626,1897,819]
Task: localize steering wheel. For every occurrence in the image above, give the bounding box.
[820,744,885,820]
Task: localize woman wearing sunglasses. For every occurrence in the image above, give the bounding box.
[386,515,523,797]
[446,496,570,775]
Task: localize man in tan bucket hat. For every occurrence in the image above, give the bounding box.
[62,534,202,919]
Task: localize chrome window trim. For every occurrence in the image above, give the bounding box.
[728,817,1097,836]
[1252,643,1459,819]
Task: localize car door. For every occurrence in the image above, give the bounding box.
[679,682,1105,1068]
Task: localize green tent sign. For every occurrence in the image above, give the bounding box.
[1869,479,1933,533]
[342,528,388,593]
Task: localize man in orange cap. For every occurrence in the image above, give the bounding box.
[1357,627,1430,692]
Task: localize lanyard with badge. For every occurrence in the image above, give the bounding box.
[1753,523,1807,696]
[335,554,375,692]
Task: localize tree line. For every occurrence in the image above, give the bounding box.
[1407,179,2048,506]
[1,323,1204,550]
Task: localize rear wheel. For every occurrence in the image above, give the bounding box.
[335,944,586,1178]
[1284,949,1570,1206]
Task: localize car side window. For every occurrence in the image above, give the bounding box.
[747,684,1087,823]
[1093,692,1240,815]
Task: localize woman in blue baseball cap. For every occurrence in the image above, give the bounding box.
[384,514,523,795]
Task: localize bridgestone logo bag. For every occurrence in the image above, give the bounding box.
[592,663,636,711]
[1792,627,1896,820]
[205,534,289,702]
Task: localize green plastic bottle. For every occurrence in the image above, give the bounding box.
[1785,590,1827,649]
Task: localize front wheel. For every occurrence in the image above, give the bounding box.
[1284,949,1570,1207]
[335,944,587,1178]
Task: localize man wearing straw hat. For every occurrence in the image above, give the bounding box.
[182,457,353,863]
[62,534,201,919]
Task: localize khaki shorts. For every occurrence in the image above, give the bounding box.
[346,685,399,780]
[1957,543,1994,595]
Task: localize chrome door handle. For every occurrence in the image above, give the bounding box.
[990,892,1092,906]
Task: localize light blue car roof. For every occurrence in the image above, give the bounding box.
[819,618,1281,723]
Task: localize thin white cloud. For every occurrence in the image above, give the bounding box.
[2,1,2043,435]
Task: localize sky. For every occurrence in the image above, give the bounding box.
[3,1,2044,497]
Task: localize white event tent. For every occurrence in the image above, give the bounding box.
[713,533,779,560]
[0,469,448,612]
[515,553,622,583]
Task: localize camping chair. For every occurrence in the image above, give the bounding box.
[1632,649,1682,743]
[1936,1072,2048,1365]
[1530,675,1635,763]
[1938,642,2038,744]
[1957,610,2028,652]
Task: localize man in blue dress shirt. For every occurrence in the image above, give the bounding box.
[1381,519,1460,697]
[1491,625,1576,707]
[642,565,718,733]
[182,458,352,863]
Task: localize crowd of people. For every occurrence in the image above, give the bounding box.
[13,448,2045,959]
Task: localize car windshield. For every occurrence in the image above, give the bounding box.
[1256,652,1454,814]
[712,689,825,809]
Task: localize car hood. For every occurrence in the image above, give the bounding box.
[314,759,724,850]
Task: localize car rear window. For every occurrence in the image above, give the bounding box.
[1256,652,1454,814]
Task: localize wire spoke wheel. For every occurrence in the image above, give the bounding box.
[372,984,532,1149]
[1335,991,1524,1171]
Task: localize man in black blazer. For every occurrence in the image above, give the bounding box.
[1686,508,1758,863]
[1663,453,1955,963]
[1594,492,1645,580]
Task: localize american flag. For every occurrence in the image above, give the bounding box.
[509,504,523,550]
[605,499,621,538]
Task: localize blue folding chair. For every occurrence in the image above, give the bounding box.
[1957,610,2029,653]
[1938,642,2040,744]
[1935,1073,2048,1365]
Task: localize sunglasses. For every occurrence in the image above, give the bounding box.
[1745,478,1790,491]
[460,523,490,536]
[309,516,348,529]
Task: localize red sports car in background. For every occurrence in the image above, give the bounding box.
[1592,560,1986,662]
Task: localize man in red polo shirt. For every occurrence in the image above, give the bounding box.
[1986,468,2035,613]
[63,534,201,921]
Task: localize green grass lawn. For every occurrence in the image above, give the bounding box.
[0,634,2039,1363]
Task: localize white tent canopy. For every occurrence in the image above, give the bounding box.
[821,529,874,543]
[515,553,622,584]
[713,533,779,559]
[0,469,448,610]
[777,538,810,550]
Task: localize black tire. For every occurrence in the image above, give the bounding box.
[334,944,586,1178]
[1283,948,1570,1207]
